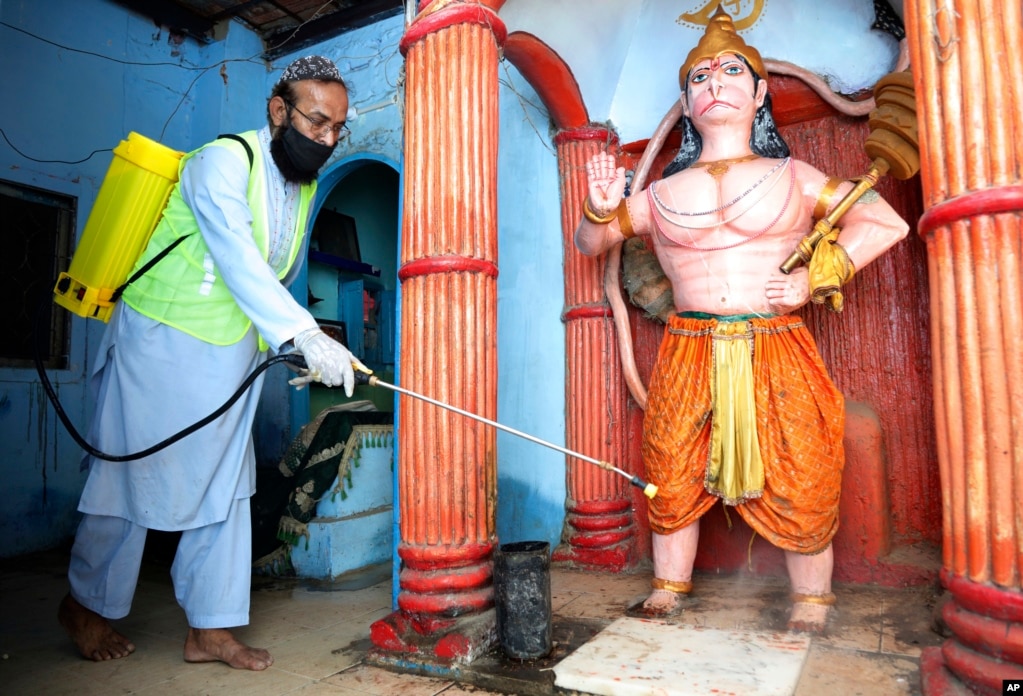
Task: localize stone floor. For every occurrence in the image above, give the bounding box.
[1,545,945,695]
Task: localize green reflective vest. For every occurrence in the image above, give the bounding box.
[122,131,316,347]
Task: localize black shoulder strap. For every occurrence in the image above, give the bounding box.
[110,133,255,303]
[109,234,190,303]
[216,132,255,170]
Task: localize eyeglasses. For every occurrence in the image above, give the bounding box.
[285,100,350,141]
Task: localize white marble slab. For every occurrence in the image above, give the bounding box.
[553,617,810,696]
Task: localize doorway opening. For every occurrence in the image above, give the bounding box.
[306,159,400,416]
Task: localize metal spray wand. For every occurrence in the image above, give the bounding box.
[351,370,657,499]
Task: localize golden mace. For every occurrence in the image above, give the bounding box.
[780,70,920,274]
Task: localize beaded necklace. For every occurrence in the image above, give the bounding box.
[652,157,791,230]
[651,157,789,217]
[648,159,796,252]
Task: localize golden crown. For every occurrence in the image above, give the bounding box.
[678,5,766,88]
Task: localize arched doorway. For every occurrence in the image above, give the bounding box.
[304,157,401,419]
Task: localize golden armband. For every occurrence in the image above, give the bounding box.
[583,197,617,225]
[617,198,636,239]
[813,177,843,220]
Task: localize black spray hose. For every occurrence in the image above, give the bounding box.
[35,346,302,462]
[344,365,658,499]
[38,292,655,496]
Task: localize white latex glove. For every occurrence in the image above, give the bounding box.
[290,328,367,396]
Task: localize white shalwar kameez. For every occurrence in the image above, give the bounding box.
[69,126,320,629]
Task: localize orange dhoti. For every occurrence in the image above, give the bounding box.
[642,313,845,554]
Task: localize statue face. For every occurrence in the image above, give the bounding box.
[682,53,765,130]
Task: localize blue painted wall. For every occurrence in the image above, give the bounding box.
[495,65,567,548]
[0,0,263,556]
[0,1,567,557]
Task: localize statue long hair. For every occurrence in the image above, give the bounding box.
[663,57,789,177]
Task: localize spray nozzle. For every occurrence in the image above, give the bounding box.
[281,353,373,384]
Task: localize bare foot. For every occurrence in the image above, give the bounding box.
[58,593,136,661]
[644,588,682,613]
[626,588,685,618]
[787,594,834,634]
[184,628,273,671]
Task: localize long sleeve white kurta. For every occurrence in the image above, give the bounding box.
[78,127,319,531]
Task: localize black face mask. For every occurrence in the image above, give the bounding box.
[270,124,335,184]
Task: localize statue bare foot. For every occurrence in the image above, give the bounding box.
[643,588,683,614]
[627,579,692,618]
[184,628,273,671]
[787,592,836,634]
[58,593,136,661]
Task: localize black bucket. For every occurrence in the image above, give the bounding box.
[494,540,552,660]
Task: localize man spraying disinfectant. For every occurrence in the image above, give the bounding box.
[58,55,360,671]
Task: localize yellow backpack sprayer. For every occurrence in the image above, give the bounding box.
[51,131,253,320]
[52,132,183,322]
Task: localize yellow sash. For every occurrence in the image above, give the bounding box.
[706,320,765,504]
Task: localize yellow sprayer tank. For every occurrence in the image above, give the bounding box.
[53,132,183,321]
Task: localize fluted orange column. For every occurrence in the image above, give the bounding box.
[550,128,636,571]
[907,1,1023,693]
[369,1,505,663]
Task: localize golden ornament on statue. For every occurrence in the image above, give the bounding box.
[678,5,767,86]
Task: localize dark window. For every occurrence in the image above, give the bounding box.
[1,180,74,369]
